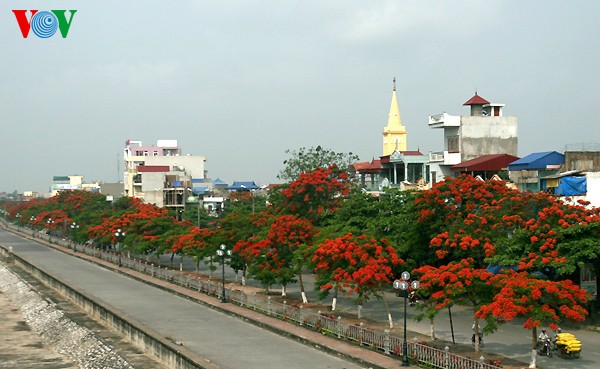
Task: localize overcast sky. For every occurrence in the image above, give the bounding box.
[2,1,599,193]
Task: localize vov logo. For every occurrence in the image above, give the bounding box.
[13,10,77,38]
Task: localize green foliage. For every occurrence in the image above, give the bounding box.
[278,145,359,182]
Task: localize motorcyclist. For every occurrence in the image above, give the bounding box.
[472,323,484,347]
[538,329,550,355]
[552,327,562,341]
[551,327,562,350]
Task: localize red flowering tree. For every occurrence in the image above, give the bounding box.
[168,226,217,272]
[492,198,600,283]
[476,271,589,368]
[86,199,177,254]
[237,214,316,296]
[313,233,403,318]
[31,209,72,237]
[276,165,350,226]
[414,258,498,352]
[217,194,269,285]
[415,175,553,268]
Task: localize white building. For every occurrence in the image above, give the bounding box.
[123,139,207,208]
[427,93,518,184]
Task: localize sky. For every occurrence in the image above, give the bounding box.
[2,1,599,193]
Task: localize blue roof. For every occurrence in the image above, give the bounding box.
[192,178,205,184]
[214,178,228,185]
[227,181,259,191]
[508,151,564,171]
[192,187,209,195]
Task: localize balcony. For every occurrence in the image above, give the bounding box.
[444,151,461,165]
[429,152,444,162]
[428,151,461,166]
[428,113,460,128]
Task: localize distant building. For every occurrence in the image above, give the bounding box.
[50,175,100,196]
[123,139,207,208]
[508,151,564,192]
[226,181,260,191]
[427,93,518,184]
[99,183,125,200]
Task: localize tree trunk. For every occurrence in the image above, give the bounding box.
[241,265,247,286]
[429,317,436,340]
[380,284,393,328]
[331,286,339,311]
[473,318,481,353]
[281,285,286,296]
[357,303,363,319]
[529,327,538,368]
[170,253,174,268]
[298,272,308,303]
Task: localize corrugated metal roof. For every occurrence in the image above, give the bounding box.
[452,154,520,172]
[227,181,259,190]
[508,151,564,171]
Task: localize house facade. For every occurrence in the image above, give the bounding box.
[427,93,518,184]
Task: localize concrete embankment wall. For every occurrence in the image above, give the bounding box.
[1,246,219,369]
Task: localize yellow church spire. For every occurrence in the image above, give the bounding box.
[382,77,407,155]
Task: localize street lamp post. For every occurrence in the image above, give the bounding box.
[215,244,232,303]
[47,218,55,240]
[71,222,80,252]
[393,271,420,367]
[114,228,125,267]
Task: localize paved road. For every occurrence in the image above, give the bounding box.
[0,229,373,369]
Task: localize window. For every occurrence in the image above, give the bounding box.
[447,135,459,153]
[153,151,159,156]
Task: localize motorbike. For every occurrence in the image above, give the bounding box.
[537,338,553,357]
[554,332,582,359]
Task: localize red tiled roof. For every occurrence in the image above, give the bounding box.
[352,162,372,170]
[352,160,381,173]
[463,93,490,106]
[451,154,519,172]
[137,165,170,173]
[401,151,424,156]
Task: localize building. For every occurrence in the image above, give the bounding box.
[508,151,564,192]
[50,175,100,196]
[352,81,427,192]
[550,144,600,208]
[226,181,260,191]
[123,139,207,208]
[382,79,408,156]
[427,93,518,184]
